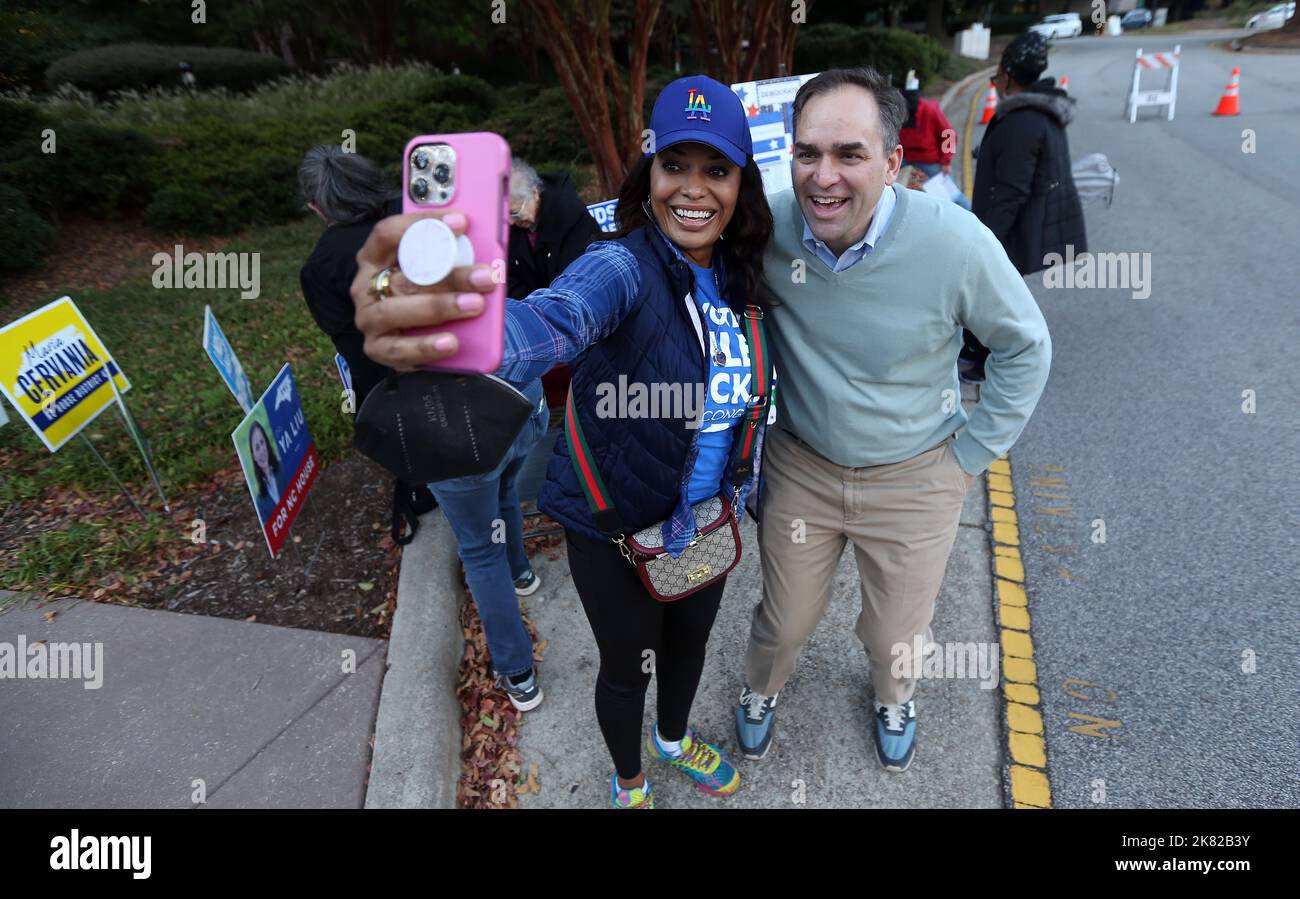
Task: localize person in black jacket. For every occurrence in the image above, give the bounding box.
[966,32,1086,382]
[507,160,602,300]
[298,145,435,535]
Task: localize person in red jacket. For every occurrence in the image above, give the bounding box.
[899,73,971,210]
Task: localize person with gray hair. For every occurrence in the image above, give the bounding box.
[297,145,434,542]
[298,144,394,226]
[506,157,602,407]
[507,156,601,300]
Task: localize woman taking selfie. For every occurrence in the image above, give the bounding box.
[352,76,774,809]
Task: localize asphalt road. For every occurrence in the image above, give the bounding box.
[970,33,1299,808]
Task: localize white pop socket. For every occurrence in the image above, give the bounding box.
[397,218,458,286]
[455,234,475,266]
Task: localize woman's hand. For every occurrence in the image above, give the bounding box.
[351,211,495,371]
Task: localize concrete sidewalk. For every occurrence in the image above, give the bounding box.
[0,591,385,808]
[513,387,1003,808]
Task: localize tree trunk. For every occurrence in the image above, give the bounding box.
[278,21,297,68]
[926,0,945,41]
[370,0,393,63]
[532,0,662,197]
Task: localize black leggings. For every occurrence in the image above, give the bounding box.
[565,528,725,780]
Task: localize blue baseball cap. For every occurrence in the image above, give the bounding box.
[645,75,753,168]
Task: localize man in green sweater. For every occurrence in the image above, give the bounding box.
[735,67,1051,773]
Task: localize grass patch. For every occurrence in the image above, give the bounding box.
[10,513,172,594]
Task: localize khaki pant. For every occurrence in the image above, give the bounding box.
[745,426,968,705]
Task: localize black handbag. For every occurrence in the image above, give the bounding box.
[353,370,533,485]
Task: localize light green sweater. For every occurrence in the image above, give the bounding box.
[764,183,1051,475]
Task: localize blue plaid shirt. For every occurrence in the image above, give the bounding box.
[494,223,755,557]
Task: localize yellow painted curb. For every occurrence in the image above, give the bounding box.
[997,578,1027,607]
[1004,656,1037,684]
[1005,682,1040,705]
[1000,602,1030,631]
[994,554,1024,582]
[1007,701,1044,735]
[992,521,1019,546]
[1009,731,1048,767]
[1010,765,1052,808]
[981,449,1053,809]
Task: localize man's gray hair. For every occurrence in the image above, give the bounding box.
[509,158,543,206]
[298,145,392,225]
[791,66,907,156]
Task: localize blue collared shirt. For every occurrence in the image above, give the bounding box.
[800,183,898,273]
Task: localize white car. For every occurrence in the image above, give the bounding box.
[1247,2,1295,29]
[1029,12,1084,39]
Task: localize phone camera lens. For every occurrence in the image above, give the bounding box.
[433,163,451,184]
[412,150,430,170]
[411,179,430,201]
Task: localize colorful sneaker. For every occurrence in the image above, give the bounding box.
[873,699,917,772]
[646,726,740,797]
[514,570,541,596]
[494,668,543,712]
[609,772,654,809]
[735,685,778,760]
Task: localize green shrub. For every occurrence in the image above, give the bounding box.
[14,64,507,237]
[0,184,56,274]
[46,43,290,94]
[482,85,589,167]
[794,24,948,87]
[48,123,159,218]
[141,99,474,235]
[143,116,307,234]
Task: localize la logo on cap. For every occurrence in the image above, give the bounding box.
[685,88,711,121]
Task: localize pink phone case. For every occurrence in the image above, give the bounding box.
[401,132,510,373]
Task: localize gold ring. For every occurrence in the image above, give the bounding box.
[368,267,395,301]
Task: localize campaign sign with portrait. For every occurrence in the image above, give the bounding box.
[231,363,319,557]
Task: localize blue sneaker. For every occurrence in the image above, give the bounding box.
[646,726,740,797]
[735,686,778,760]
[873,699,917,772]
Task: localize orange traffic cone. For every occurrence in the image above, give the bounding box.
[1213,67,1240,116]
[1059,75,1069,92]
[979,84,998,124]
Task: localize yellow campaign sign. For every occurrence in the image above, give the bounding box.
[0,296,131,452]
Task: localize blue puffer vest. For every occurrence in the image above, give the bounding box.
[537,223,760,543]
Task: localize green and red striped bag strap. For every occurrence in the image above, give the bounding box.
[564,303,773,536]
[729,305,772,488]
[564,386,625,536]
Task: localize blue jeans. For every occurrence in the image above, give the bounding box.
[911,162,972,211]
[428,378,549,679]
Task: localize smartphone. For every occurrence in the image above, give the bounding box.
[401,132,510,373]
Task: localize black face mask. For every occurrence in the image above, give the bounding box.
[353,370,534,484]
